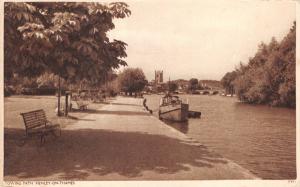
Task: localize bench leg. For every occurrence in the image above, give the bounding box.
[51,127,61,137]
[40,134,46,145]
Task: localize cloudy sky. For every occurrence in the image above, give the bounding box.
[108,0,296,81]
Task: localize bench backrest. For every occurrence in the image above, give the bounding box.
[20,109,47,130]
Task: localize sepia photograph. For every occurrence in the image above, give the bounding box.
[2,0,297,185]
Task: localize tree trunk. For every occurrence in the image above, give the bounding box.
[65,93,69,116]
[57,75,61,116]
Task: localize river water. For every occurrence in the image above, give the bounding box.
[144,94,296,179]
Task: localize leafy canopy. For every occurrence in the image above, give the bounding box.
[4,2,131,85]
[221,22,296,108]
[189,78,199,91]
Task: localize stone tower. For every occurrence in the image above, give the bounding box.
[155,70,163,84]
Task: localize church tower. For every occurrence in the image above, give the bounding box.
[155,70,163,84]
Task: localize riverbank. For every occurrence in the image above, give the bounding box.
[4,96,259,180]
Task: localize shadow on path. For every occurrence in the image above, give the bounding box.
[66,115,96,122]
[109,103,142,107]
[4,128,227,180]
[70,109,151,116]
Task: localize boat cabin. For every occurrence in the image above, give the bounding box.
[160,95,182,106]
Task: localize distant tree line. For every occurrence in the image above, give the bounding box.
[5,66,149,98]
[5,70,119,96]
[186,79,221,92]
[145,78,222,94]
[221,22,295,108]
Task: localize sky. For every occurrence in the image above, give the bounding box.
[108,0,296,81]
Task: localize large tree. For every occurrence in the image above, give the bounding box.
[189,78,199,91]
[5,2,131,114]
[220,71,237,95]
[168,82,178,92]
[118,68,148,96]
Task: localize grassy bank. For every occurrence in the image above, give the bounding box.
[4,95,107,178]
[4,95,105,129]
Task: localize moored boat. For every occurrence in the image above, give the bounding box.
[158,94,189,122]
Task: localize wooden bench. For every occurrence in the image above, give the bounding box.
[20,109,61,145]
[76,100,88,110]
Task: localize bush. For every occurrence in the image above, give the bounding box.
[21,87,57,95]
[4,86,15,97]
[21,88,35,95]
[202,91,209,95]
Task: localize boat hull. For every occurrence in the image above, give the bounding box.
[159,103,189,122]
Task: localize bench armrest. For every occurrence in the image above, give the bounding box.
[45,120,60,128]
[45,120,54,126]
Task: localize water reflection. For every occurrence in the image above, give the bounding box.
[161,120,189,134]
